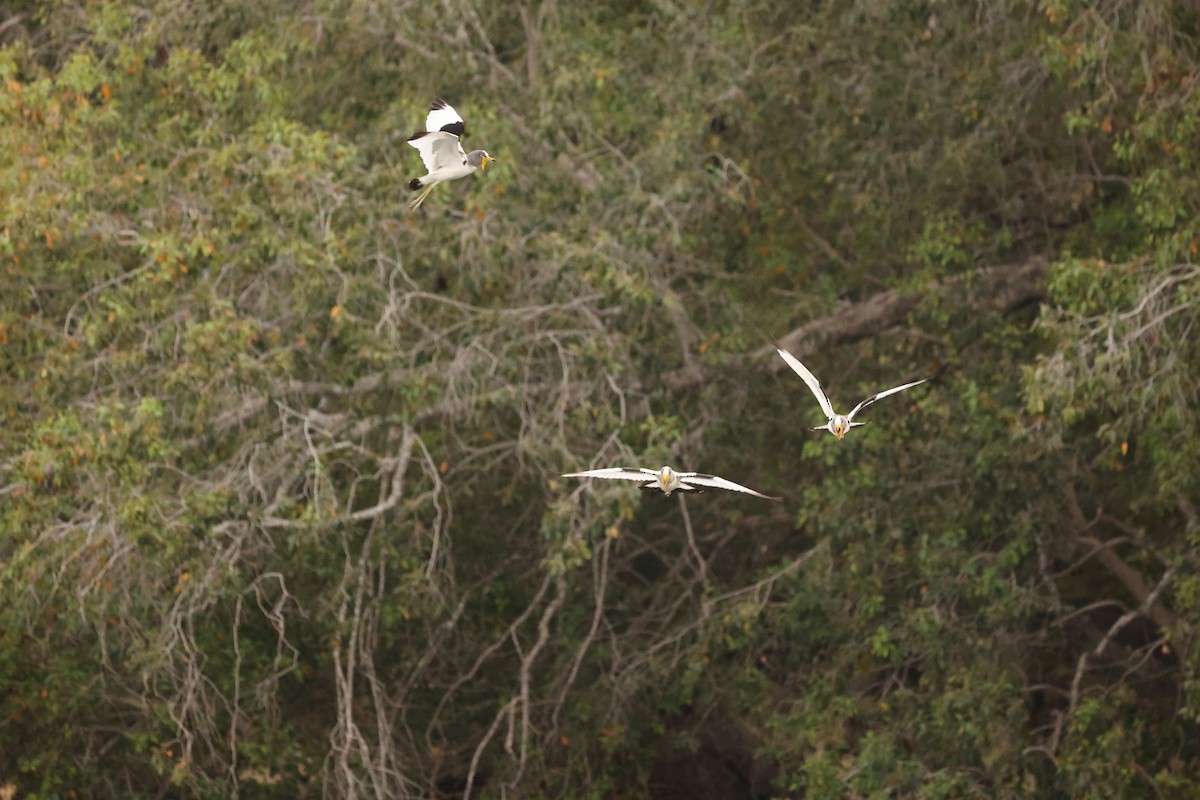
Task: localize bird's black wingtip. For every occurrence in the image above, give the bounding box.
[407,178,423,191]
[430,97,448,110]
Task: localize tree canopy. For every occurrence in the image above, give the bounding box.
[1,0,1199,797]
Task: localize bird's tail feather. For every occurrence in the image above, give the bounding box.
[407,177,423,191]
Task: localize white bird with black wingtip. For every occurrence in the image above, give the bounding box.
[406,98,496,210]
[561,466,780,500]
[772,340,926,441]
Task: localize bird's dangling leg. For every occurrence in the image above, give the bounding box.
[408,184,435,211]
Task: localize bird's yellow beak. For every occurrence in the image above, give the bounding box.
[834,424,845,441]
[481,154,496,170]
[661,472,670,488]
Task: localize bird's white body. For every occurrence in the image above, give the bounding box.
[413,154,477,185]
[561,465,780,500]
[406,99,494,210]
[773,341,926,440]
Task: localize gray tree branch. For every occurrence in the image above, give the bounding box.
[663,257,1050,392]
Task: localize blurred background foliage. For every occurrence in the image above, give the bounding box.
[1,0,1199,797]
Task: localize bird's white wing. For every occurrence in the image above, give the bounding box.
[425,98,465,137]
[561,467,658,482]
[407,131,467,173]
[678,472,781,501]
[846,379,927,421]
[773,342,835,419]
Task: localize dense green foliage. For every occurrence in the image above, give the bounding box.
[2,0,1199,796]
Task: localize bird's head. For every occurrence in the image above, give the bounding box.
[659,466,673,488]
[469,150,495,170]
[831,418,847,440]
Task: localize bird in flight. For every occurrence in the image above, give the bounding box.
[562,466,780,500]
[406,98,495,210]
[772,340,926,440]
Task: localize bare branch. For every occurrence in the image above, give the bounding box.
[663,258,1049,392]
[760,257,1050,368]
[1065,486,1178,631]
